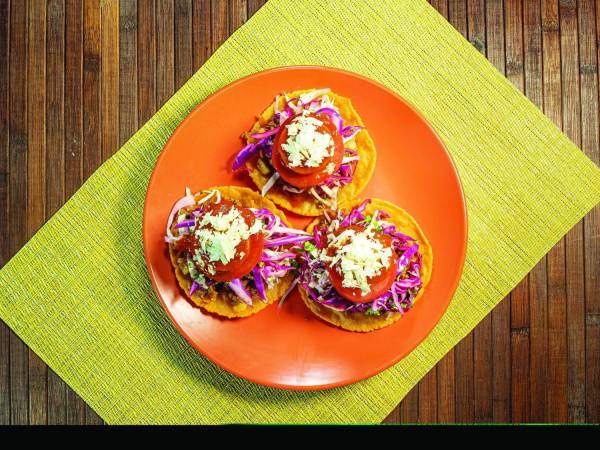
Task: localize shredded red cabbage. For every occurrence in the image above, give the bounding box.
[298,202,423,315]
[232,90,365,206]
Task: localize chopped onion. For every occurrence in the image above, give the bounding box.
[165,193,195,241]
[261,172,280,196]
[299,88,331,104]
[342,155,360,164]
[261,251,297,262]
[271,225,311,236]
[227,278,253,306]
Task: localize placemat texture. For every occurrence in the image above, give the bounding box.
[1,0,599,424]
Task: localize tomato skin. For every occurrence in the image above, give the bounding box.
[271,112,344,188]
[174,234,197,253]
[209,233,265,282]
[325,225,398,303]
[178,199,266,281]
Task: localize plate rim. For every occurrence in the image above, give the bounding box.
[142,65,469,390]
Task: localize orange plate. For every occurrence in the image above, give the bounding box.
[143,66,468,390]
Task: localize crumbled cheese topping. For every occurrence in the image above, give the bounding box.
[282,112,334,168]
[193,205,261,274]
[322,228,393,295]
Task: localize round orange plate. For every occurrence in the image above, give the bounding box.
[143,66,468,390]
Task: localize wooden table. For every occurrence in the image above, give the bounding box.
[0,0,598,425]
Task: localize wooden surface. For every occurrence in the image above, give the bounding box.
[0,0,598,424]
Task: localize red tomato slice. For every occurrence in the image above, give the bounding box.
[192,200,266,281]
[325,225,398,303]
[173,234,197,253]
[274,113,343,176]
[210,233,265,282]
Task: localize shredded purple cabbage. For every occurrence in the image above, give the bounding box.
[298,202,423,315]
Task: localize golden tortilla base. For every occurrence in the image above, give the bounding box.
[168,186,294,318]
[299,197,434,332]
[245,89,376,216]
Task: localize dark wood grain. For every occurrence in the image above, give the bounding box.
[486,0,512,423]
[119,0,138,145]
[523,0,548,423]
[0,0,598,424]
[505,0,531,424]
[580,0,600,424]
[137,0,156,125]
[64,0,86,425]
[559,0,586,424]
[542,0,569,423]
[46,0,67,426]
[175,0,193,89]
[8,0,29,426]
[0,0,8,427]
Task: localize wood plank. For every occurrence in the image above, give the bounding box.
[9,0,29,424]
[64,0,86,425]
[83,0,101,180]
[582,0,600,424]
[400,384,419,423]
[486,0,511,422]
[467,0,493,423]
[418,369,437,422]
[523,0,548,423]
[0,0,9,426]
[101,0,119,160]
[247,0,265,17]
[27,0,49,426]
[229,0,247,33]
[558,0,585,424]
[382,404,400,423]
[505,0,531,423]
[542,0,568,423]
[429,0,448,18]
[156,0,174,108]
[83,0,103,424]
[137,0,156,124]
[448,0,474,423]
[46,0,67,425]
[437,351,455,422]
[119,0,138,144]
[64,0,83,200]
[211,0,229,51]
[192,0,210,69]
[175,0,193,90]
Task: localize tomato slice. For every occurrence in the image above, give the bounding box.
[210,233,265,282]
[271,112,344,188]
[173,234,197,254]
[325,225,398,303]
[192,200,266,281]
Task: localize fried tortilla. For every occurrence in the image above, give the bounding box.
[299,197,433,332]
[245,89,376,217]
[168,186,294,318]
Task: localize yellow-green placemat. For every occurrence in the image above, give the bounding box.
[1,0,599,424]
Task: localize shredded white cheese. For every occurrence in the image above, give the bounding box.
[281,112,334,168]
[322,228,393,295]
[193,205,261,274]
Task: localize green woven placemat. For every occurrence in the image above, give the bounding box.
[1,0,599,424]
